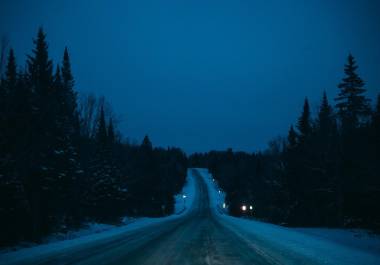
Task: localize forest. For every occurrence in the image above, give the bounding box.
[1,27,379,249]
[190,54,380,231]
[0,28,187,247]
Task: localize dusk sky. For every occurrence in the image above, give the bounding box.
[1,0,379,153]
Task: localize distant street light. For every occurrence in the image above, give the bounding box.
[249,205,253,210]
[241,205,247,211]
[222,203,226,209]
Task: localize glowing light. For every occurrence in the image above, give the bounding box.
[241,205,247,211]
[249,205,253,210]
[222,203,226,209]
[218,190,221,194]
[182,195,187,199]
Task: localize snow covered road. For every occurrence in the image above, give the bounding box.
[1,168,379,265]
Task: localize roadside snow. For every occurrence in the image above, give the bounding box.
[0,169,196,264]
[41,218,134,244]
[198,167,380,265]
[174,170,196,214]
[0,218,177,264]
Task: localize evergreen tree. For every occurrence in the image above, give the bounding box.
[0,49,17,151]
[96,106,108,145]
[287,125,297,149]
[27,28,53,99]
[53,65,62,88]
[142,135,153,151]
[0,48,31,245]
[107,118,115,145]
[26,28,65,237]
[372,95,380,133]
[4,48,17,95]
[86,105,124,222]
[372,95,380,157]
[317,91,335,136]
[335,54,371,130]
[297,98,312,142]
[61,47,80,135]
[0,27,192,245]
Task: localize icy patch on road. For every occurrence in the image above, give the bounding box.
[0,169,196,264]
[198,167,380,265]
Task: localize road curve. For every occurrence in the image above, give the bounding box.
[3,169,317,265]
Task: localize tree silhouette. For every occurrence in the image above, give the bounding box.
[335,54,371,130]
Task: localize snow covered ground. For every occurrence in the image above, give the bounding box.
[2,168,380,265]
[0,169,196,264]
[174,170,196,214]
[198,168,380,265]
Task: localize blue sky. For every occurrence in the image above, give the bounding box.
[1,0,379,153]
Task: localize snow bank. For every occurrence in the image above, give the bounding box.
[198,168,380,265]
[0,217,176,264]
[0,169,196,264]
[174,169,196,214]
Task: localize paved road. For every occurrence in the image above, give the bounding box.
[4,169,317,265]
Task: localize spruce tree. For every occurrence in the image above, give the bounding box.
[0,49,17,151]
[138,135,161,215]
[27,28,53,99]
[335,54,371,130]
[61,47,80,135]
[58,48,83,226]
[0,48,30,245]
[26,28,62,236]
[141,135,153,151]
[317,91,336,138]
[4,48,17,95]
[287,125,297,149]
[86,106,123,222]
[107,118,115,145]
[297,98,312,142]
[372,95,380,157]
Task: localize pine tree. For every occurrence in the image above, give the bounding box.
[26,28,65,237]
[138,135,161,215]
[372,95,380,156]
[0,81,5,151]
[0,48,31,245]
[0,49,17,151]
[86,105,124,222]
[287,125,297,149]
[53,65,62,89]
[335,54,371,130]
[27,28,53,99]
[373,95,380,132]
[57,48,83,226]
[317,91,335,137]
[107,118,115,145]
[61,47,80,135]
[96,106,108,146]
[141,135,153,151]
[4,48,17,95]
[297,98,312,142]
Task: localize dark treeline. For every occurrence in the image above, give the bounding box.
[190,54,380,231]
[0,28,187,247]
